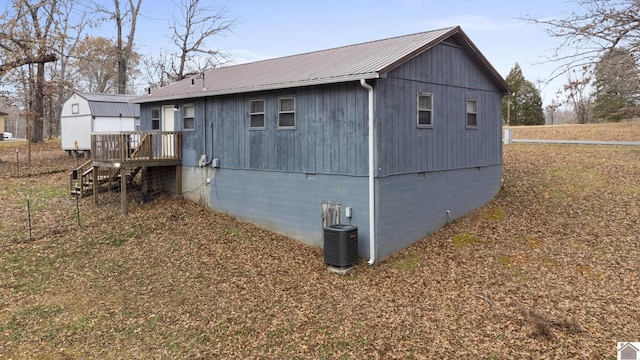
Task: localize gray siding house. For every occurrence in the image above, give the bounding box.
[133,26,509,263]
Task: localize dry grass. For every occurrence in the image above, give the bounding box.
[507,120,640,141]
[1,126,639,358]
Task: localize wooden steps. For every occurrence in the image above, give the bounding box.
[69,161,140,197]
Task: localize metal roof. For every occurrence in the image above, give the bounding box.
[76,92,140,117]
[134,26,509,103]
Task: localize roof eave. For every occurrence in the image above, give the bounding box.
[132,73,380,104]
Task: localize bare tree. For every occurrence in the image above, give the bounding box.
[562,68,593,124]
[526,0,640,81]
[46,0,92,138]
[73,36,121,93]
[0,0,61,143]
[142,0,236,88]
[141,49,171,88]
[96,0,142,94]
[169,0,236,81]
[0,0,58,76]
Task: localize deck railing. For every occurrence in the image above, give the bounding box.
[91,131,182,164]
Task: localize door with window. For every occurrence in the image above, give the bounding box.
[162,105,175,157]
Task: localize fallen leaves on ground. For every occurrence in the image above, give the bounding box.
[507,120,640,141]
[1,127,639,358]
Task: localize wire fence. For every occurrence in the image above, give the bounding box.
[1,142,178,246]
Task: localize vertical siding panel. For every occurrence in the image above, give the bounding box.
[338,85,348,174]
[321,89,331,174]
[235,96,243,169]
[228,97,236,168]
[403,79,411,174]
[358,86,368,176]
[383,81,392,175]
[320,87,328,174]
[394,81,402,175]
[346,84,356,174]
[307,87,316,173]
[479,93,485,167]
[266,95,275,170]
[391,81,399,175]
[215,99,224,165]
[378,81,388,175]
[297,88,305,173]
[329,89,338,173]
[392,81,400,175]
[235,96,243,168]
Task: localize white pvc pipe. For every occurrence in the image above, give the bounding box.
[360,79,375,265]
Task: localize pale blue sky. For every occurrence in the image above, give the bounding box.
[131,0,581,105]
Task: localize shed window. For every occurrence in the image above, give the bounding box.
[71,103,79,114]
[249,99,265,129]
[417,93,433,127]
[151,108,160,130]
[466,99,478,128]
[278,97,295,128]
[183,104,195,130]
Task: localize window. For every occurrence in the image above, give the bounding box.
[417,93,433,127]
[151,108,160,130]
[466,99,478,128]
[71,103,79,114]
[249,100,265,129]
[278,97,295,128]
[183,104,195,130]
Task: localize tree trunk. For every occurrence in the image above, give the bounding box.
[30,62,46,143]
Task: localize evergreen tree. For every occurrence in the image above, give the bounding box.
[502,63,544,125]
[592,47,640,122]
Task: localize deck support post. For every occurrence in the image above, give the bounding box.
[92,164,98,207]
[176,165,182,196]
[121,168,127,214]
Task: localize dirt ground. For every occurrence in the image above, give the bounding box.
[1,124,639,358]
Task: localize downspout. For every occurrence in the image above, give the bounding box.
[360,79,375,265]
[201,96,213,167]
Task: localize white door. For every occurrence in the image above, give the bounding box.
[162,106,175,157]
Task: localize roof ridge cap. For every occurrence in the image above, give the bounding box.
[212,26,459,73]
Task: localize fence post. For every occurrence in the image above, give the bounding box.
[26,194,32,241]
[504,128,512,145]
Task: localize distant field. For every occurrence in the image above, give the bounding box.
[1,128,639,358]
[506,121,640,141]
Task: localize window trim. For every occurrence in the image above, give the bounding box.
[466,98,478,128]
[277,96,296,129]
[182,103,195,131]
[417,92,433,128]
[71,103,80,114]
[151,107,160,130]
[249,99,266,130]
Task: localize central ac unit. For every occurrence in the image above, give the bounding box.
[323,224,358,267]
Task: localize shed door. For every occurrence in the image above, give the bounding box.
[162,106,175,157]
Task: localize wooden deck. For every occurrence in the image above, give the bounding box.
[91,131,182,168]
[69,131,182,214]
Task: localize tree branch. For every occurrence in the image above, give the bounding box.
[0,54,57,75]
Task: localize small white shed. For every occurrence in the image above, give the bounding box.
[61,92,140,157]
